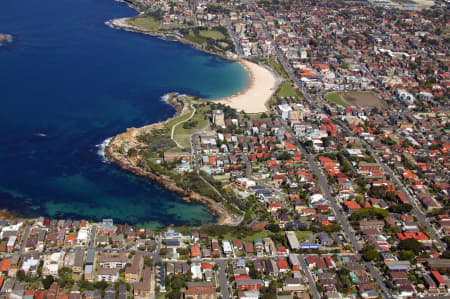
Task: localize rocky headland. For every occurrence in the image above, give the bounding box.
[104,94,241,226]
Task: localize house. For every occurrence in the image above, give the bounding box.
[184,281,216,299]
[253,238,264,256]
[236,279,263,291]
[233,240,243,250]
[222,241,233,257]
[238,291,260,299]
[343,201,361,213]
[211,239,220,256]
[288,254,301,272]
[244,243,254,255]
[318,234,333,246]
[191,245,201,258]
[283,278,306,293]
[277,258,289,273]
[360,220,384,230]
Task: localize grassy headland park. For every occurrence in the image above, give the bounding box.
[105,94,246,226]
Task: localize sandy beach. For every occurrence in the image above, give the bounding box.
[214,60,280,114]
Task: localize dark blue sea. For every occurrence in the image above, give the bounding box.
[0,0,248,227]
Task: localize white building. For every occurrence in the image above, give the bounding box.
[278,104,292,119]
[191,263,202,280]
[77,227,89,245]
[21,256,40,276]
[222,240,233,257]
[97,267,120,282]
[43,252,65,278]
[0,222,22,239]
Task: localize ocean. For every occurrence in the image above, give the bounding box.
[0,0,249,227]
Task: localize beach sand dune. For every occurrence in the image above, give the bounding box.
[215,60,279,114]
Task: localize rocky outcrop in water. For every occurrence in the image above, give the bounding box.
[0,34,13,46]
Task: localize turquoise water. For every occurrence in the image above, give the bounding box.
[0,0,248,227]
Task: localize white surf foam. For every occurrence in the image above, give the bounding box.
[160,93,172,104]
[96,137,112,163]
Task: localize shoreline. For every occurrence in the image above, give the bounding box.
[102,1,277,226]
[104,94,241,226]
[106,17,237,61]
[213,59,281,113]
[106,1,280,114]
[107,16,280,114]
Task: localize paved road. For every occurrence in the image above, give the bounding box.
[88,225,97,248]
[19,224,31,254]
[224,16,243,57]
[217,260,231,299]
[243,154,252,178]
[299,254,321,299]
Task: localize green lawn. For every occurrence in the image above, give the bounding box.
[324,92,350,106]
[220,230,312,245]
[126,16,160,31]
[185,30,205,44]
[165,109,193,131]
[266,57,289,79]
[199,30,225,40]
[275,82,303,98]
[295,231,312,243]
[173,105,210,148]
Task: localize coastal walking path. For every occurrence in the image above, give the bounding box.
[197,171,244,226]
[170,103,196,148]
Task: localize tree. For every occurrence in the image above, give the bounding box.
[42,275,54,289]
[16,270,26,281]
[390,204,413,213]
[361,245,379,261]
[277,151,291,160]
[397,238,423,254]
[266,223,281,233]
[399,250,415,261]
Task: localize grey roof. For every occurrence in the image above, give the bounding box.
[85,248,95,264]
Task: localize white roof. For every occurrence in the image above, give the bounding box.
[222,240,232,253]
[22,256,40,271]
[77,228,89,242]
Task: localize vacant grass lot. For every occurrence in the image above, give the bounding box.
[199,30,226,40]
[343,91,385,107]
[324,92,349,106]
[126,16,160,31]
[325,91,384,107]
